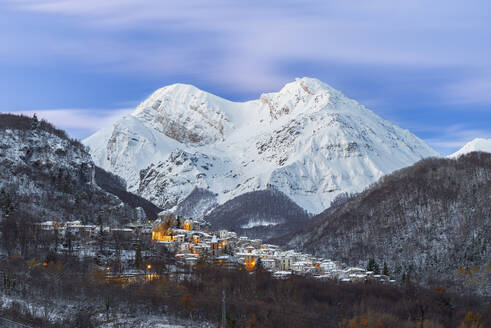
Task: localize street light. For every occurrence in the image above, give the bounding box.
[147,264,152,270]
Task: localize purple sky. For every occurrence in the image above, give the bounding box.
[1,0,490,154]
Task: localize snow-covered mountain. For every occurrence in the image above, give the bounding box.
[84,77,439,217]
[449,138,491,158]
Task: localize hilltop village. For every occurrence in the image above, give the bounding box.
[35,213,395,283]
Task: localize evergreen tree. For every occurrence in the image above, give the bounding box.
[367,257,380,274]
[366,258,375,272]
[31,114,39,130]
[383,262,389,276]
[373,261,380,275]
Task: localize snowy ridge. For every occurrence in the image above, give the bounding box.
[449,138,491,158]
[84,77,439,215]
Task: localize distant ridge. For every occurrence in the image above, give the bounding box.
[449,138,491,158]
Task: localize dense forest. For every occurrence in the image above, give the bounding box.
[286,152,491,295]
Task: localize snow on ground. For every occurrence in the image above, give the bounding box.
[1,293,212,328]
[96,314,213,328]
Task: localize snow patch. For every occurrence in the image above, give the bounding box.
[241,219,283,229]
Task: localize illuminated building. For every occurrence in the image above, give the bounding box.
[244,254,256,271]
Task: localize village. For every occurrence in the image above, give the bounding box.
[35,213,396,284]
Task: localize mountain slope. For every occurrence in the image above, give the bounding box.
[0,114,156,224]
[84,77,439,215]
[94,166,162,219]
[203,188,311,240]
[285,152,491,295]
[449,138,491,158]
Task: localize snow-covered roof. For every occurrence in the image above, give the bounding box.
[345,267,365,272]
[273,271,292,275]
[111,228,133,232]
[38,221,56,225]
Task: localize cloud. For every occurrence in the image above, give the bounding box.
[444,74,491,105]
[3,0,491,94]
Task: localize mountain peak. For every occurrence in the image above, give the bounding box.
[130,82,237,146]
[259,77,357,120]
[84,78,438,215]
[275,77,335,97]
[133,82,228,114]
[449,138,491,158]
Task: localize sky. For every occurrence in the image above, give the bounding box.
[1,0,490,155]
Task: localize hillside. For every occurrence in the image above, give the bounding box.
[286,152,491,295]
[84,77,438,218]
[0,114,159,225]
[203,188,311,240]
[94,166,162,219]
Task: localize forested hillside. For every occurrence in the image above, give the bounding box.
[0,114,156,227]
[94,166,162,219]
[204,188,311,240]
[287,152,491,295]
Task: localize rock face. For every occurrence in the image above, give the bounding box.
[284,152,491,295]
[84,77,439,218]
[0,114,157,224]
